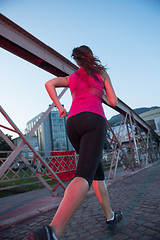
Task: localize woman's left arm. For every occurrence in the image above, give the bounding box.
[101,71,117,107]
[45,76,69,117]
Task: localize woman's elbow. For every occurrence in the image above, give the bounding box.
[109,97,117,107]
[45,81,48,88]
[45,81,51,91]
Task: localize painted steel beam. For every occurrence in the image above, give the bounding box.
[0,13,159,142]
[0,13,78,76]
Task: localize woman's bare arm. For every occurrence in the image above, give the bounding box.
[45,76,69,117]
[101,71,117,107]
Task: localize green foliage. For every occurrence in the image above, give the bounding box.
[0,135,13,157]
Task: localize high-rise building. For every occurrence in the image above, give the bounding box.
[25,106,74,153]
[50,108,73,151]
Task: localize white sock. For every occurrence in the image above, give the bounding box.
[107,212,115,221]
[52,232,58,240]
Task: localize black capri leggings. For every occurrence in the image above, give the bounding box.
[66,112,107,188]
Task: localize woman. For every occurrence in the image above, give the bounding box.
[27,46,122,240]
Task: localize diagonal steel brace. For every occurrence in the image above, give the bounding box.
[0,88,67,192]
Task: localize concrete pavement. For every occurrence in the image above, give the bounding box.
[0,162,160,239]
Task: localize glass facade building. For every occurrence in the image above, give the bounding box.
[25,107,73,153]
[50,110,72,151]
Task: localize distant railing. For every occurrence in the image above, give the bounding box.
[1,146,159,194]
[0,151,77,192]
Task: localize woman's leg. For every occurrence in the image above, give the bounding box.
[49,113,108,239]
[92,180,114,221]
[50,177,89,239]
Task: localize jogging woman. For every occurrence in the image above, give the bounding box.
[27,45,122,240]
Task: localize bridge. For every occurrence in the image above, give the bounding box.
[0,13,159,195]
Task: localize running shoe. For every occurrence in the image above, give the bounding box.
[106,210,123,235]
[27,225,58,240]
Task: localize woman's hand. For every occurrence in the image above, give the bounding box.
[59,105,68,118]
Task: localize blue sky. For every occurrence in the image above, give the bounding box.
[0,0,160,138]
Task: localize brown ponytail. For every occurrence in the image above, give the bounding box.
[71,45,106,77]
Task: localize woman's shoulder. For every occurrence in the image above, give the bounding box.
[70,68,82,76]
[99,70,106,81]
[69,68,80,84]
[99,70,110,83]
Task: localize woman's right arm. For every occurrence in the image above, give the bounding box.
[101,71,117,107]
[45,76,69,117]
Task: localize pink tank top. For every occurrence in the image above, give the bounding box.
[67,67,105,119]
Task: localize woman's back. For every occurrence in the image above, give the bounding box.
[67,67,106,119]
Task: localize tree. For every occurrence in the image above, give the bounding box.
[0,135,13,158]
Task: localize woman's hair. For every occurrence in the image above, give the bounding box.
[71,45,106,76]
